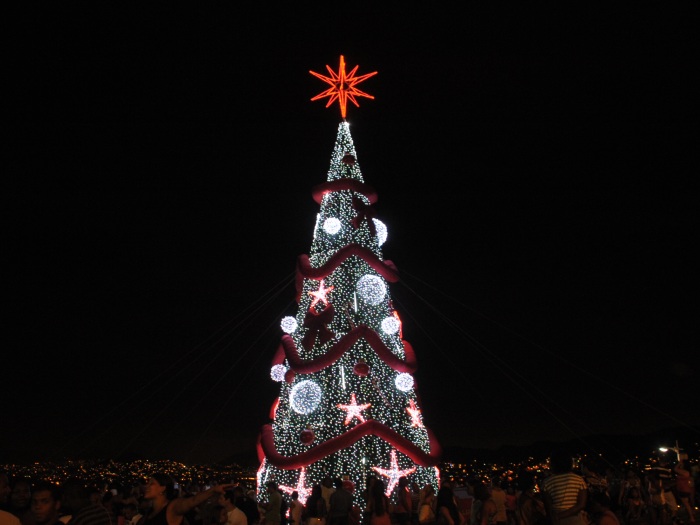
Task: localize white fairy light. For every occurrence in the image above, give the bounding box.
[356,274,386,306]
[373,218,387,246]
[280,316,298,333]
[290,380,323,415]
[270,364,288,382]
[323,217,341,234]
[395,373,414,392]
[313,213,321,239]
[381,316,400,335]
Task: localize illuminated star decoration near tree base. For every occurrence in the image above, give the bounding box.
[372,449,417,496]
[310,55,377,118]
[278,467,312,504]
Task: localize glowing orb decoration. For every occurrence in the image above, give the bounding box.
[290,380,323,415]
[270,364,288,382]
[356,274,386,305]
[395,373,414,392]
[381,316,400,335]
[280,316,298,333]
[373,219,387,246]
[323,217,342,235]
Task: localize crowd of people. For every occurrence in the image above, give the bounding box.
[1,452,696,525]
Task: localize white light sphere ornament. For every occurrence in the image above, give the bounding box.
[323,217,342,235]
[290,380,323,415]
[381,316,400,335]
[280,316,298,333]
[373,219,387,246]
[356,274,386,306]
[395,373,414,392]
[270,364,288,382]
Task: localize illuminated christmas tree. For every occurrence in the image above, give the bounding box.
[256,56,442,510]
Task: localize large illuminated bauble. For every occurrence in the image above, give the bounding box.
[356,275,386,306]
[342,479,355,493]
[381,316,400,335]
[323,217,341,235]
[395,373,414,392]
[342,153,356,165]
[270,364,287,382]
[300,428,315,444]
[373,219,387,246]
[280,316,298,334]
[290,380,323,415]
[353,360,370,377]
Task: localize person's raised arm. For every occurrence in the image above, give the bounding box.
[673,461,685,476]
[170,483,235,517]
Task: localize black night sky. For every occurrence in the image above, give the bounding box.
[6,5,697,465]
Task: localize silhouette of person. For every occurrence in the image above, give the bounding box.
[141,473,233,525]
[542,450,587,525]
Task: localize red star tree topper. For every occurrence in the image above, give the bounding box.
[310,55,377,118]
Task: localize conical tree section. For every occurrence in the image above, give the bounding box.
[256,121,442,510]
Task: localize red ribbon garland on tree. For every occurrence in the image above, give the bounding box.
[257,419,442,468]
[302,305,336,351]
[272,327,417,374]
[351,196,377,237]
[295,244,399,303]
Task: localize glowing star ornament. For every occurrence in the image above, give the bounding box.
[406,399,424,428]
[310,55,377,118]
[308,279,334,309]
[337,393,371,425]
[372,449,417,496]
[278,467,312,504]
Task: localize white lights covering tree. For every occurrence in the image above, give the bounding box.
[257,56,441,512]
